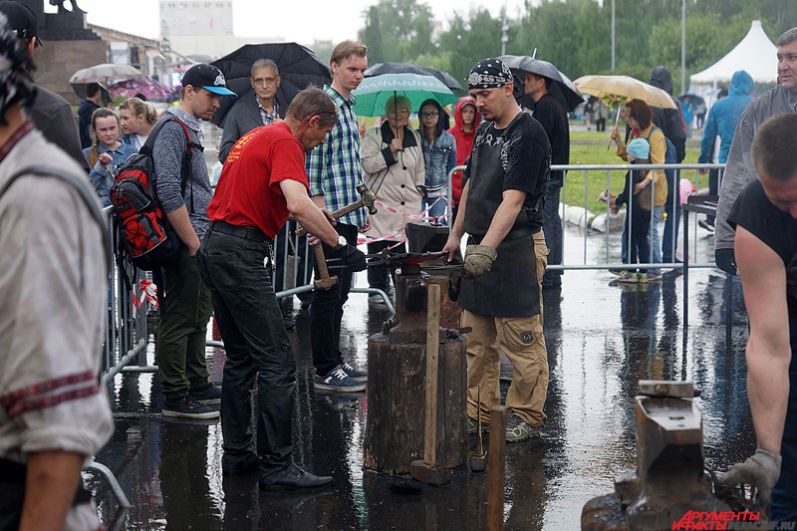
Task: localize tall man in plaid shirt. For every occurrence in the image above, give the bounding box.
[306,41,370,392]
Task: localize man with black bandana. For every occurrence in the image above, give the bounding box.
[443,58,551,443]
[719,113,797,522]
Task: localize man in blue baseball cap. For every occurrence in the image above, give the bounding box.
[152,63,237,419]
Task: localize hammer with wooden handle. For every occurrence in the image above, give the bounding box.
[295,183,377,238]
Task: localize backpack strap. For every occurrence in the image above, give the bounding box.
[144,116,204,209]
[0,166,112,274]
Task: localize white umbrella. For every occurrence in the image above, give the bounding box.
[69,63,144,84]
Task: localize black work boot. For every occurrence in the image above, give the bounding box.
[258,463,333,491]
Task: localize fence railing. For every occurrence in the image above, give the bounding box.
[447,162,726,271]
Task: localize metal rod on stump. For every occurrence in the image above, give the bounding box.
[409,283,451,485]
[486,405,507,531]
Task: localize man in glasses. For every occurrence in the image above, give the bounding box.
[219,58,283,162]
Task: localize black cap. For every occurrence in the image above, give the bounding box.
[0,1,43,47]
[180,64,236,96]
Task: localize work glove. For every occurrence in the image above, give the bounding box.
[463,245,497,279]
[327,244,367,273]
[715,248,737,276]
[718,448,781,508]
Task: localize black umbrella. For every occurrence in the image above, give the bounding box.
[365,62,464,93]
[210,42,331,127]
[498,55,583,112]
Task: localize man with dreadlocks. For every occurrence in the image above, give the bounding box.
[0,14,112,531]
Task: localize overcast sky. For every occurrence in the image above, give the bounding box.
[69,0,528,44]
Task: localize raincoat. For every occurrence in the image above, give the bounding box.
[649,66,687,162]
[449,97,481,207]
[361,122,425,240]
[698,70,753,165]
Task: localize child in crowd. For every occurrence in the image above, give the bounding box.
[610,138,655,283]
[449,96,480,222]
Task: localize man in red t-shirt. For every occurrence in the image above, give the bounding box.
[198,87,365,490]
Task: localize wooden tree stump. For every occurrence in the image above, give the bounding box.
[363,332,467,474]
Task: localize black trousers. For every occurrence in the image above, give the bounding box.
[311,223,359,377]
[197,229,295,473]
[366,240,406,292]
[625,206,651,273]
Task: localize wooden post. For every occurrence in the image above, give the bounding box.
[487,405,507,531]
[423,283,441,464]
[409,283,451,485]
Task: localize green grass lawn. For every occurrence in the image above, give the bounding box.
[565,130,701,215]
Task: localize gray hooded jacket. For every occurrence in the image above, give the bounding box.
[715,85,796,251]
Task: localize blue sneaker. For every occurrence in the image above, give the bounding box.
[314,365,366,393]
[341,361,367,383]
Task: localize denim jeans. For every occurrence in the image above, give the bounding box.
[197,229,295,473]
[649,205,663,264]
[311,223,360,377]
[156,247,213,400]
[424,195,447,220]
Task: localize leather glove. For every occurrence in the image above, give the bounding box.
[327,244,367,273]
[718,448,781,508]
[715,248,737,276]
[463,245,497,278]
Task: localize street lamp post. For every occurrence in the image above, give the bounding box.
[681,0,686,94]
[611,0,615,71]
[501,20,509,56]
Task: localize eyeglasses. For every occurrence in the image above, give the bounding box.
[421,112,439,118]
[252,76,278,85]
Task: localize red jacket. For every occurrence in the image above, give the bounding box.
[448,97,481,207]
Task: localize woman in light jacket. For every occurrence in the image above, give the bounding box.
[361,95,425,301]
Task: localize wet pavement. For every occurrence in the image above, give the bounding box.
[91,224,755,530]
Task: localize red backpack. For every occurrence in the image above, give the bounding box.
[110,117,201,271]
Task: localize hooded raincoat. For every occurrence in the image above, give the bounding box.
[449,97,481,207]
[698,70,754,165]
[649,66,687,162]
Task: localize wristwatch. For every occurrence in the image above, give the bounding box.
[334,235,347,250]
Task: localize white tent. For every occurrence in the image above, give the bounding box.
[691,20,778,85]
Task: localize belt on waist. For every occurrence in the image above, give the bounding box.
[0,457,93,506]
[209,221,271,243]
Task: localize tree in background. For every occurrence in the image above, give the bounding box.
[355,0,789,90]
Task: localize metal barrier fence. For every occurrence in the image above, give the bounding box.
[447,162,726,272]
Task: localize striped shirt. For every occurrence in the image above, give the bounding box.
[306,85,366,227]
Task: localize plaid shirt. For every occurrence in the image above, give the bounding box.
[258,97,280,125]
[306,85,366,227]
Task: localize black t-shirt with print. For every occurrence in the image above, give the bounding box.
[728,178,797,353]
[462,111,550,236]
